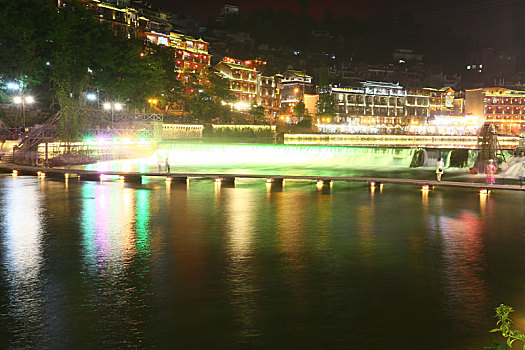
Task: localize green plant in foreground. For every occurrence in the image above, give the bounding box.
[490,304,525,349]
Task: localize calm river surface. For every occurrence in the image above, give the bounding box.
[1,169,525,348]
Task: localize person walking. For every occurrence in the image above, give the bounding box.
[165,156,170,174]
[486,159,497,185]
[436,157,444,181]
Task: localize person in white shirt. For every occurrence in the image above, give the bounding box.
[436,157,445,181]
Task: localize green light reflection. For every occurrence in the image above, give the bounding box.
[135,189,150,252]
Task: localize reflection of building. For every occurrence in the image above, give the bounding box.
[280,70,314,115]
[214,58,260,110]
[332,81,454,128]
[465,87,525,134]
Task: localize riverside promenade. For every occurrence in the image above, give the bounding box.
[0,163,524,192]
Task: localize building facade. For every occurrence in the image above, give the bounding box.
[332,81,454,129]
[280,70,314,115]
[170,33,211,76]
[259,74,282,118]
[214,59,260,110]
[465,87,525,134]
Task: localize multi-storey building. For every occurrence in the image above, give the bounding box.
[220,57,267,71]
[259,74,282,118]
[465,87,525,134]
[333,82,406,127]
[143,31,211,78]
[170,33,211,76]
[280,70,314,115]
[214,59,260,110]
[424,87,455,115]
[332,81,454,128]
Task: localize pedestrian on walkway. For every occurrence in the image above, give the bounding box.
[486,159,497,185]
[165,156,170,174]
[436,157,444,181]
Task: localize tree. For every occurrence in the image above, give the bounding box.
[250,104,265,123]
[293,101,306,119]
[317,65,335,120]
[182,71,233,121]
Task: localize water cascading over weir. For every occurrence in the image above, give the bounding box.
[155,143,419,168]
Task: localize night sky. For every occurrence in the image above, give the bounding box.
[150,0,523,49]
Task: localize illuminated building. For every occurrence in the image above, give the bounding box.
[221,57,267,71]
[145,31,170,46]
[332,81,454,129]
[214,58,261,111]
[465,87,525,134]
[170,33,211,76]
[259,74,282,118]
[58,0,172,38]
[280,70,314,115]
[304,94,319,116]
[424,87,455,115]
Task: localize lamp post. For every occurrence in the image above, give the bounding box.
[13,95,34,129]
[103,102,123,125]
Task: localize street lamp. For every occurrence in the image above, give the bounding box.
[103,102,123,125]
[13,95,34,129]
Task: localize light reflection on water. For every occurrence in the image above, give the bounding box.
[0,178,45,348]
[1,175,525,349]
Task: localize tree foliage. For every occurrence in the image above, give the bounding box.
[293,101,306,118]
[250,104,265,121]
[317,65,334,117]
[182,71,233,121]
[0,0,173,112]
[0,0,234,133]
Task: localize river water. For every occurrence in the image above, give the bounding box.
[1,144,525,349]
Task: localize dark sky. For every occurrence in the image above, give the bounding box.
[151,0,520,23]
[150,0,524,48]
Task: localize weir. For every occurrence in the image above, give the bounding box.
[151,143,483,172]
[154,143,420,168]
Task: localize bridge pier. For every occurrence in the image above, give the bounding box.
[266,177,284,191]
[216,176,235,187]
[79,173,102,182]
[119,174,142,183]
[167,176,187,184]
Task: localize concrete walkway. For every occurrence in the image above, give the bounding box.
[0,163,524,192]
